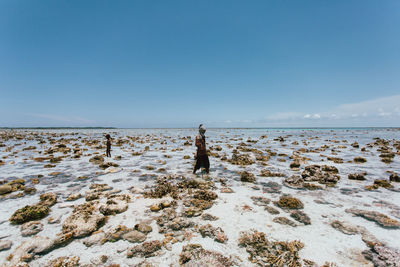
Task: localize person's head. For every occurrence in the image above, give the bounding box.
[105,134,111,139]
[199,124,206,136]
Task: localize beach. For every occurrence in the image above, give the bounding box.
[0,128,399,266]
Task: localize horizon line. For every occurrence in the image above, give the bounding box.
[1,126,399,130]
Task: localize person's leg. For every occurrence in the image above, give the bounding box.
[204,155,210,174]
[193,158,200,174]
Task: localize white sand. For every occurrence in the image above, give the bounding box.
[0,128,399,266]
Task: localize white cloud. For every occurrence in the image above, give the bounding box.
[313,114,321,119]
[304,114,320,119]
[303,95,400,121]
[28,113,95,124]
[335,95,400,117]
[378,108,392,117]
[266,112,304,120]
[222,94,400,126]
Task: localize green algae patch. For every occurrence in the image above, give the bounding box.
[9,204,50,224]
[7,179,26,186]
[276,195,304,210]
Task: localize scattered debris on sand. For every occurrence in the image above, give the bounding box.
[238,230,304,266]
[1,128,399,266]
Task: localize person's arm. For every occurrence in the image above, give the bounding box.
[196,136,206,151]
[195,136,202,148]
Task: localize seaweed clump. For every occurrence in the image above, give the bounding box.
[365,179,394,190]
[238,230,304,266]
[389,173,400,182]
[9,192,57,224]
[345,209,400,229]
[179,244,234,266]
[193,189,217,201]
[62,202,106,237]
[275,195,304,210]
[183,189,218,217]
[9,205,50,224]
[284,165,340,190]
[199,224,228,243]
[348,172,367,181]
[373,179,393,189]
[143,177,178,199]
[240,171,256,183]
[45,256,80,267]
[127,240,162,258]
[354,157,367,163]
[229,150,255,165]
[39,192,57,207]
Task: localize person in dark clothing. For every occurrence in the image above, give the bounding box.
[193,124,210,174]
[105,134,111,157]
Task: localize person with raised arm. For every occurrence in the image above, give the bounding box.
[193,124,210,174]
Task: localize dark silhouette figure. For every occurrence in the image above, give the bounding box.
[193,124,210,174]
[105,134,111,157]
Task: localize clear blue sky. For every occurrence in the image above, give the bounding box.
[1,0,399,127]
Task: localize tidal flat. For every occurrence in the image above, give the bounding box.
[0,128,399,267]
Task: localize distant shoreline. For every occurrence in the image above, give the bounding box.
[0,127,117,130]
[0,127,399,130]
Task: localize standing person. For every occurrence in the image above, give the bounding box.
[193,124,210,174]
[105,134,112,157]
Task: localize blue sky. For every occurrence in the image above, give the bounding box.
[1,0,399,127]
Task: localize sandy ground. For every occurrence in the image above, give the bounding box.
[0,128,399,267]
